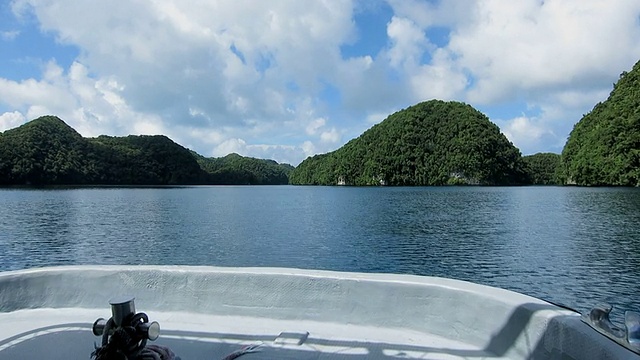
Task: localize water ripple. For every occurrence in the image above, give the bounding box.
[0,186,638,319]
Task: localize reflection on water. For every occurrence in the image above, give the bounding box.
[0,186,638,316]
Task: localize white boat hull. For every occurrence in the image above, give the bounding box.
[0,266,637,359]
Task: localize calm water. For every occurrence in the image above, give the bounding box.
[0,186,638,316]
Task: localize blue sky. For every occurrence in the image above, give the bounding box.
[1,0,640,165]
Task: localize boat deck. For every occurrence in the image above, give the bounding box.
[1,266,638,359]
[1,308,500,360]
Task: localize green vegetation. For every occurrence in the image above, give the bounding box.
[87,134,205,185]
[523,153,561,185]
[562,60,640,186]
[194,152,294,185]
[289,100,530,186]
[0,116,291,185]
[0,116,95,185]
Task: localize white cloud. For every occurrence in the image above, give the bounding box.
[0,111,25,131]
[1,30,20,41]
[0,59,167,138]
[213,138,247,157]
[305,118,326,136]
[0,61,76,111]
[500,116,554,152]
[301,141,316,157]
[17,76,176,163]
[5,0,365,165]
[2,0,640,166]
[11,0,357,120]
[446,0,640,103]
[386,16,431,69]
[409,48,467,101]
[381,10,469,104]
[320,128,341,143]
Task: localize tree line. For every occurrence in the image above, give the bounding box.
[3,58,639,187]
[0,116,292,185]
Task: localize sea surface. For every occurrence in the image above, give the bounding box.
[0,186,638,317]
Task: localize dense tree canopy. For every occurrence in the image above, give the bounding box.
[194,152,293,185]
[523,153,561,185]
[290,100,530,186]
[562,59,640,186]
[0,116,93,185]
[0,116,291,185]
[87,134,205,185]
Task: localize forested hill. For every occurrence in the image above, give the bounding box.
[193,152,294,185]
[0,116,292,185]
[562,59,640,186]
[522,153,561,185]
[289,100,530,186]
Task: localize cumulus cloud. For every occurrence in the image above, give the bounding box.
[0,111,25,131]
[305,118,326,136]
[0,59,164,137]
[1,30,20,41]
[213,138,248,157]
[499,116,556,154]
[320,128,341,144]
[447,0,640,103]
[1,0,640,165]
[387,16,431,69]
[5,0,365,164]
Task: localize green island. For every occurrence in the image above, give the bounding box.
[0,116,292,185]
[522,153,562,186]
[290,100,530,186]
[2,58,639,187]
[561,60,640,186]
[291,58,640,187]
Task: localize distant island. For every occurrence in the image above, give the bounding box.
[522,153,561,186]
[2,59,639,187]
[0,116,292,186]
[291,58,640,187]
[290,100,530,186]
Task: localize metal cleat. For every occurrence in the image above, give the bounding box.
[586,304,625,338]
[582,304,640,356]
